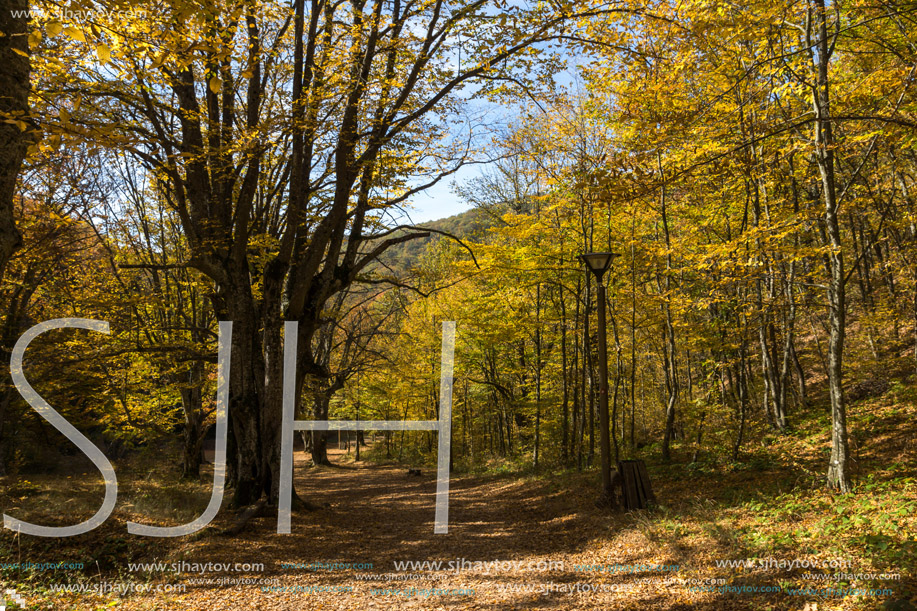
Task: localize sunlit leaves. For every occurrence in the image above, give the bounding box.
[62,26,85,42]
[95,43,112,64]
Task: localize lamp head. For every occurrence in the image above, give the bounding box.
[580,252,620,279]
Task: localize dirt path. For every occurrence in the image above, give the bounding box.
[42,449,819,610]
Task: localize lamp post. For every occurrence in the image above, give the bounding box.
[580,251,620,507]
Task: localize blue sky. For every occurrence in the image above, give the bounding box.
[403,162,477,224]
[402,48,584,225]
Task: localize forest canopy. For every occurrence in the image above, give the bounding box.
[0,0,915,555]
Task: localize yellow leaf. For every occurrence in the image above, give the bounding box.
[28,29,41,49]
[96,43,111,64]
[209,76,222,94]
[151,51,168,69]
[63,26,85,42]
[47,21,64,38]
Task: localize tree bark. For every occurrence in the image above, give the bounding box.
[214,280,266,507]
[533,284,541,470]
[560,289,570,463]
[0,0,29,280]
[179,377,205,479]
[0,387,11,476]
[811,0,852,493]
[310,395,332,466]
[658,158,678,462]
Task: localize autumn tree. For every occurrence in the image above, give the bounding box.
[25,0,637,514]
[0,0,30,280]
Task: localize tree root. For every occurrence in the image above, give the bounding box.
[222,491,327,535]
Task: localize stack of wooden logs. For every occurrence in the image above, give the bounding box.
[617,459,656,510]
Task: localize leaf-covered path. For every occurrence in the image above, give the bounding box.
[44,446,806,611]
[30,438,912,611]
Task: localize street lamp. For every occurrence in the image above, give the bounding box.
[580,251,620,507]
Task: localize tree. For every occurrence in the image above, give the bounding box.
[0,154,124,475]
[0,0,30,279]
[29,0,624,512]
[808,0,850,492]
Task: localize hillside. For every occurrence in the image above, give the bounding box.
[375,208,490,276]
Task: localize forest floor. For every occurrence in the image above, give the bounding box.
[1,378,916,610]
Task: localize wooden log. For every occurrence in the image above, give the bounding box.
[636,460,656,504]
[618,460,636,509]
[617,459,655,510]
[633,463,646,509]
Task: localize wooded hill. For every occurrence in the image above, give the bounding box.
[374,209,489,277]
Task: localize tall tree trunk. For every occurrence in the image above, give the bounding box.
[179,372,205,479]
[309,386,333,466]
[584,278,595,467]
[570,278,586,470]
[811,0,852,493]
[790,338,808,407]
[0,0,29,280]
[730,343,750,461]
[560,291,570,464]
[658,161,678,462]
[216,280,265,507]
[0,386,12,476]
[610,299,622,464]
[913,279,917,376]
[777,257,798,419]
[261,316,285,502]
[533,283,541,470]
[787,157,808,410]
[630,234,637,453]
